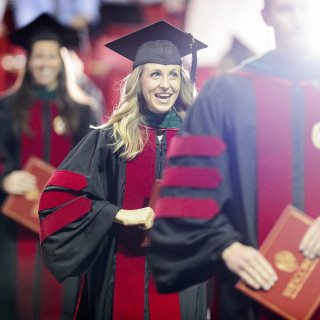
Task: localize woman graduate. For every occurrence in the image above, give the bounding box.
[0,14,99,320]
[38,21,207,320]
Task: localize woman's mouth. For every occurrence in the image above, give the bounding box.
[155,93,172,103]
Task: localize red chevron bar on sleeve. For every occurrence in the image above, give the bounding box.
[40,197,91,243]
[39,190,80,211]
[155,197,219,220]
[162,166,222,189]
[46,170,87,191]
[167,136,226,158]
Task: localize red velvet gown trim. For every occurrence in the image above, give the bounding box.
[156,197,220,220]
[113,127,181,320]
[254,75,320,319]
[254,75,293,244]
[167,135,226,158]
[162,166,222,188]
[17,100,72,320]
[46,170,88,191]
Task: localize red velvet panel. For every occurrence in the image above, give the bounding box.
[39,190,78,211]
[113,129,157,320]
[149,275,181,320]
[40,197,91,243]
[20,100,44,166]
[114,128,181,320]
[113,253,146,320]
[16,228,38,319]
[162,166,222,189]
[46,170,87,191]
[155,197,220,220]
[254,75,292,244]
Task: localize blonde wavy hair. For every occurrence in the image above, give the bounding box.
[98,65,196,160]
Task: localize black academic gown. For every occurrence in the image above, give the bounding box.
[0,92,97,320]
[39,126,206,320]
[148,51,320,320]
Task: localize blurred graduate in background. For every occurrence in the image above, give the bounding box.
[0,13,100,320]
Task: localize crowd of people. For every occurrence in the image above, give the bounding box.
[0,0,320,319]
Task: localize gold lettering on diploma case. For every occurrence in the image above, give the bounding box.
[274,250,298,273]
[281,258,318,299]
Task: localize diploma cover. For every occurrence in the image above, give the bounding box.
[141,179,162,248]
[1,156,55,234]
[236,205,320,320]
[149,179,162,209]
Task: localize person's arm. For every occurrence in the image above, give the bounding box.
[222,241,277,290]
[148,78,242,292]
[39,130,121,282]
[115,207,154,230]
[148,77,277,292]
[2,170,36,195]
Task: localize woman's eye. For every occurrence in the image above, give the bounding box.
[151,72,161,78]
[170,72,178,79]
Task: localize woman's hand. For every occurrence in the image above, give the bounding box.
[299,217,320,259]
[2,170,37,195]
[115,207,155,230]
[222,241,278,290]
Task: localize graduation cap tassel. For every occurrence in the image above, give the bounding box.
[189,33,197,83]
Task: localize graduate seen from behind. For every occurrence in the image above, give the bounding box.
[38,21,207,320]
[0,13,99,320]
[148,0,320,319]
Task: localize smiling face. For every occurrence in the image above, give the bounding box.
[28,40,62,90]
[140,63,181,114]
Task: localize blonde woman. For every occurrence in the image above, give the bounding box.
[39,21,207,320]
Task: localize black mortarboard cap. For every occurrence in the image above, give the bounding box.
[228,37,254,65]
[10,13,79,51]
[105,21,207,82]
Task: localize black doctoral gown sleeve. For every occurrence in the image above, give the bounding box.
[148,77,243,293]
[39,129,122,282]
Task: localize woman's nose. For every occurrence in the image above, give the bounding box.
[159,76,169,89]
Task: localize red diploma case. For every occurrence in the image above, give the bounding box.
[235,205,320,320]
[1,156,55,234]
[140,179,162,248]
[149,179,162,209]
